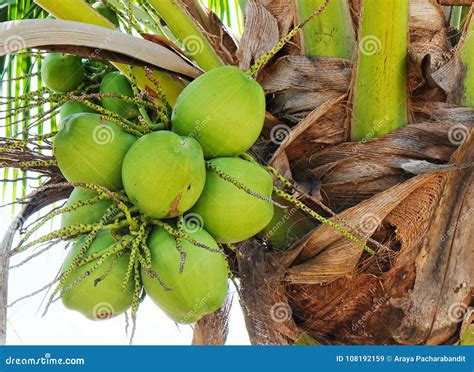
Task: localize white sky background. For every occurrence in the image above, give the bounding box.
[2,2,251,345]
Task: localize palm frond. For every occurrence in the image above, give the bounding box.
[1,0,49,209]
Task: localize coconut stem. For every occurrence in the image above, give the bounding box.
[11,221,128,256]
[121,226,145,291]
[350,0,409,141]
[147,0,224,71]
[273,187,375,255]
[18,195,108,245]
[246,0,331,77]
[295,0,355,59]
[176,215,187,273]
[18,159,57,168]
[460,6,474,106]
[137,252,170,291]
[69,183,137,231]
[151,220,222,254]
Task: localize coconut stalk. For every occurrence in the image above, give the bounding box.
[459,6,474,106]
[295,0,356,59]
[34,0,185,105]
[238,0,248,13]
[148,0,224,71]
[449,6,463,29]
[350,0,409,141]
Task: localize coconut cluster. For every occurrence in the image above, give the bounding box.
[48,57,275,324]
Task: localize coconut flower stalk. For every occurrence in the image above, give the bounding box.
[34,0,185,105]
[295,0,355,59]
[350,0,409,141]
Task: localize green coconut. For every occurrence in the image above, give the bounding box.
[99,72,139,119]
[60,101,97,122]
[191,157,274,243]
[260,194,316,250]
[122,131,205,218]
[92,1,120,26]
[61,187,113,228]
[61,231,134,320]
[41,53,85,93]
[141,226,228,324]
[171,66,265,158]
[53,113,136,191]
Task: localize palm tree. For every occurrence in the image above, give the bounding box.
[0,0,472,345]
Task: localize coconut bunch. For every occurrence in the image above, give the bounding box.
[51,63,282,324]
[13,52,313,326]
[6,1,373,331]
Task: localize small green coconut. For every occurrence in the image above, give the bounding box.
[260,194,316,250]
[92,1,120,26]
[191,157,274,243]
[61,231,134,320]
[99,72,139,119]
[122,131,205,218]
[141,226,228,324]
[42,53,85,93]
[60,101,97,122]
[61,187,112,228]
[171,66,265,158]
[53,113,136,191]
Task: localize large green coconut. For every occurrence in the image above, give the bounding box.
[92,1,120,26]
[122,131,205,218]
[61,231,134,320]
[99,72,139,119]
[61,187,113,228]
[191,157,274,243]
[42,53,85,93]
[171,66,265,158]
[141,226,228,324]
[60,101,97,122]
[53,113,136,191]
